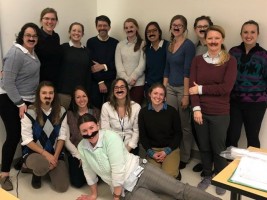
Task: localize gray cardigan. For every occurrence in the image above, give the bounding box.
[0,44,40,105]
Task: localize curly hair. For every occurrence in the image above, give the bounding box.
[16,23,41,45]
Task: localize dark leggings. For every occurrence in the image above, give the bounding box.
[67,155,86,188]
[227,101,266,148]
[0,94,30,172]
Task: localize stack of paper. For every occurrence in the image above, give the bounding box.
[229,153,267,191]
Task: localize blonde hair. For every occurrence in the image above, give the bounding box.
[205,25,230,66]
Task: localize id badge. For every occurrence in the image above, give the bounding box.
[133,165,144,177]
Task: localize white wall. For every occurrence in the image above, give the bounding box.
[1,0,267,164]
[97,0,267,149]
[0,0,97,162]
[97,0,267,50]
[0,0,97,56]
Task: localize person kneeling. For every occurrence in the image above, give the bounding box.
[21,81,69,192]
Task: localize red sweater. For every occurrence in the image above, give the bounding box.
[190,55,237,115]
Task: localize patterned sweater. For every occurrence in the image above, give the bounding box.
[229,42,267,103]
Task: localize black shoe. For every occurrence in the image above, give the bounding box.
[193,163,203,172]
[31,174,41,189]
[176,171,182,181]
[179,161,187,169]
[200,171,205,177]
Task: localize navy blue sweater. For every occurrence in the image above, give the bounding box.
[86,36,118,82]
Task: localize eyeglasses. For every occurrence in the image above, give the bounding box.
[196,25,209,29]
[42,17,57,22]
[114,85,126,90]
[172,24,184,29]
[24,34,38,39]
[146,28,158,34]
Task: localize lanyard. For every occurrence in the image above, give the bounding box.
[117,113,125,141]
[119,117,124,133]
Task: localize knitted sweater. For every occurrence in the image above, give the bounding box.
[190,55,237,115]
[145,40,168,86]
[86,36,118,82]
[138,104,182,151]
[0,44,40,105]
[78,130,139,190]
[21,106,67,158]
[115,39,145,86]
[58,42,92,95]
[229,42,267,103]
[35,28,62,87]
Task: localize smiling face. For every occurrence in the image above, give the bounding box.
[171,19,185,38]
[41,12,57,35]
[69,24,83,43]
[113,80,127,100]
[96,20,110,39]
[146,24,160,43]
[79,121,99,146]
[39,86,54,107]
[75,89,88,110]
[195,19,210,39]
[206,30,224,54]
[22,27,38,52]
[124,22,138,39]
[241,24,258,47]
[149,87,165,107]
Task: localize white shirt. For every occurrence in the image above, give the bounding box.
[100,101,140,149]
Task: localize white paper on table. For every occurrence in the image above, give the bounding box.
[229,155,267,192]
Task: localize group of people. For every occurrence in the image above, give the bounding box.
[0,6,266,200]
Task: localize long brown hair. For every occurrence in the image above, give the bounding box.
[34,81,61,126]
[168,15,188,52]
[108,78,132,118]
[70,85,90,114]
[124,18,143,52]
[205,25,230,66]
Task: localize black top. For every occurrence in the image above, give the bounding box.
[138,104,182,151]
[35,28,63,88]
[86,36,118,82]
[58,43,92,95]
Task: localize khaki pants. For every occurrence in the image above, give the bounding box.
[147,148,180,178]
[25,153,69,192]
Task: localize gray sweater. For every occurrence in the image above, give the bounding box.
[0,44,40,105]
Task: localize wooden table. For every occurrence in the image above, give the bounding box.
[0,188,20,200]
[212,147,267,200]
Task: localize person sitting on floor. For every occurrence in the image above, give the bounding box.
[76,113,221,200]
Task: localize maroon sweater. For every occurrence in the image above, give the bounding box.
[190,55,237,115]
